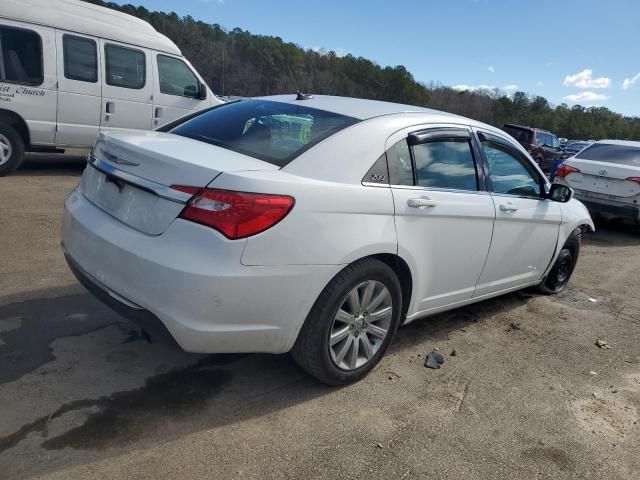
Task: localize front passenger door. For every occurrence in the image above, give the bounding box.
[474,131,561,296]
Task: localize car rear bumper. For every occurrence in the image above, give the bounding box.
[573,195,640,222]
[62,188,342,354]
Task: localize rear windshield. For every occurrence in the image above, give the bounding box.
[575,143,640,166]
[503,126,532,144]
[169,99,358,167]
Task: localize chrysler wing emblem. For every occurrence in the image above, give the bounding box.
[103,150,140,167]
[598,169,608,176]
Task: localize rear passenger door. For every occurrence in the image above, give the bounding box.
[389,126,496,313]
[55,32,101,147]
[151,53,208,128]
[99,40,153,132]
[474,130,561,295]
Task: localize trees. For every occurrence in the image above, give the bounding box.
[84,0,640,140]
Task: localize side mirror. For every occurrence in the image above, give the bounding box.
[198,81,207,100]
[547,183,573,203]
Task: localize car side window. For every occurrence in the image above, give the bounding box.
[412,139,478,191]
[0,25,43,86]
[105,44,145,89]
[481,140,542,198]
[157,55,199,97]
[63,35,97,83]
[535,133,545,146]
[551,135,560,149]
[387,139,414,186]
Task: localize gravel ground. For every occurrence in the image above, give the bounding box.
[1,155,639,480]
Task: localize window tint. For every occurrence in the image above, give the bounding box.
[63,35,97,83]
[0,26,43,85]
[387,139,414,185]
[157,55,199,97]
[412,140,478,191]
[105,44,145,89]
[170,99,358,167]
[576,143,640,167]
[482,141,541,197]
[535,132,547,146]
[550,135,560,149]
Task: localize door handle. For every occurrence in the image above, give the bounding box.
[105,101,115,114]
[499,203,518,212]
[154,107,162,119]
[407,197,437,209]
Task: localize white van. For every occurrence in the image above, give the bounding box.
[0,0,222,175]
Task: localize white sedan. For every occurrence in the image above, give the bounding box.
[555,140,640,224]
[61,94,593,385]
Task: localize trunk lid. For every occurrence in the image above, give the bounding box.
[81,131,279,235]
[563,157,640,197]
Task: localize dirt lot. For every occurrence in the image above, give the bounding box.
[1,155,639,480]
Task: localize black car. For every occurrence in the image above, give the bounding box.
[503,124,563,172]
[562,140,593,158]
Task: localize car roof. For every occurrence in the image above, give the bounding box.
[0,0,181,55]
[592,139,640,147]
[504,123,551,133]
[256,94,452,121]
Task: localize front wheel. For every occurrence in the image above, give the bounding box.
[537,231,581,294]
[0,124,25,176]
[291,258,403,385]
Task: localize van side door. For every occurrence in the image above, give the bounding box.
[55,32,101,147]
[151,53,210,128]
[99,39,153,132]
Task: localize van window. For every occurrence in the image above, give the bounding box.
[0,26,43,86]
[105,44,145,89]
[157,55,199,97]
[63,35,97,83]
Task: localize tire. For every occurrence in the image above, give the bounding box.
[291,258,403,386]
[536,230,581,294]
[0,123,25,177]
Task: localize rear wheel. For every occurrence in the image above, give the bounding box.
[291,258,402,385]
[537,231,581,294]
[0,124,25,176]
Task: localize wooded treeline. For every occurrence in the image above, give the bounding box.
[85,0,640,140]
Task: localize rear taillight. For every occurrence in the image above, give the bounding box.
[556,164,581,178]
[171,186,294,239]
[626,177,640,185]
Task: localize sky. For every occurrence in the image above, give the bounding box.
[114,0,640,116]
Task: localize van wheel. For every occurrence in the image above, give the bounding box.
[291,258,402,386]
[536,230,581,294]
[0,124,25,176]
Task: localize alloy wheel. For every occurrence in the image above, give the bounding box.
[0,134,12,166]
[329,280,393,370]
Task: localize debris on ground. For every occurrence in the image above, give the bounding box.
[376,443,384,449]
[425,350,445,369]
[589,371,598,376]
[508,322,521,331]
[450,350,457,357]
[595,339,612,349]
[385,371,401,381]
[588,297,598,303]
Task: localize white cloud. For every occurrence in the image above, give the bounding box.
[622,73,640,90]
[487,65,495,73]
[536,81,544,87]
[546,61,553,67]
[563,91,608,103]
[308,46,349,57]
[452,84,494,92]
[563,69,610,89]
[452,84,517,94]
